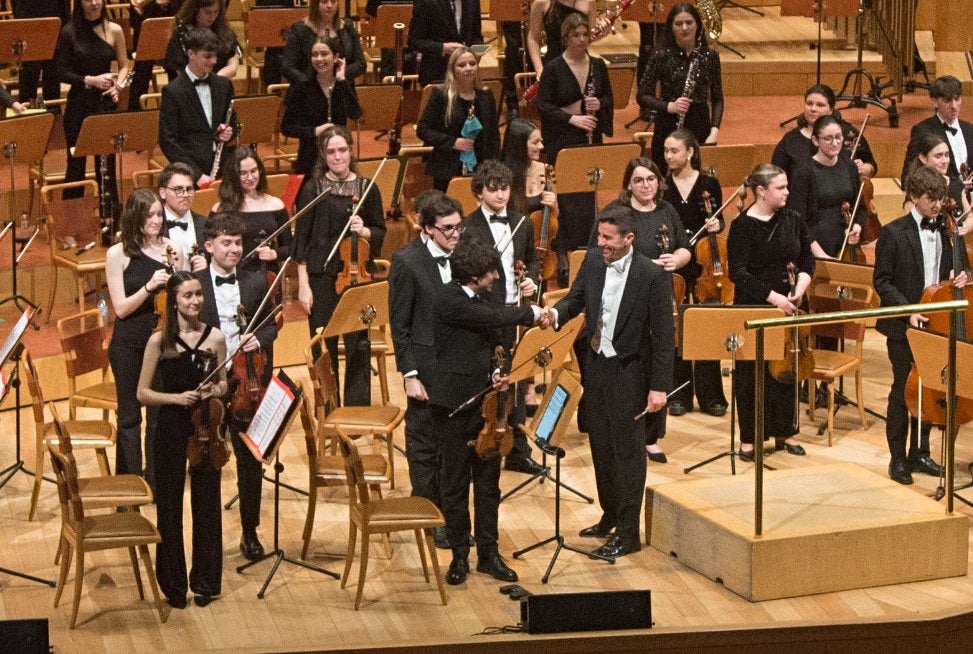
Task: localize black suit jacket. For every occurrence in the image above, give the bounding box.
[13,0,69,20]
[416,86,500,183]
[429,281,535,410]
[873,212,954,341]
[159,72,235,180]
[461,208,538,307]
[408,0,483,85]
[195,267,278,380]
[553,248,674,393]
[162,209,207,253]
[389,238,449,385]
[901,114,973,180]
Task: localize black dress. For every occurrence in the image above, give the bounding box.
[787,157,865,257]
[280,19,366,85]
[542,0,584,65]
[238,208,293,275]
[153,327,222,605]
[294,176,385,406]
[726,207,815,443]
[771,123,878,180]
[163,19,240,81]
[279,79,363,175]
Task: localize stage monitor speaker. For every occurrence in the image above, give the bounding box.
[0,618,49,653]
[520,589,652,634]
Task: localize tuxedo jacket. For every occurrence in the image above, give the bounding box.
[873,212,954,341]
[195,267,278,382]
[162,209,207,253]
[408,0,483,85]
[553,248,674,393]
[428,281,535,411]
[901,114,973,180]
[159,72,235,180]
[461,207,539,307]
[388,238,448,385]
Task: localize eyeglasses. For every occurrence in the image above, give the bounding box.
[631,176,658,186]
[432,224,464,236]
[165,186,196,196]
[817,135,844,143]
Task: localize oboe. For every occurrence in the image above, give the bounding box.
[584,79,596,145]
[210,99,235,179]
[675,48,701,131]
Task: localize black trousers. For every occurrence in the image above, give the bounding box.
[885,337,932,464]
[405,394,441,507]
[432,404,501,561]
[500,21,526,111]
[107,340,147,476]
[154,411,222,602]
[734,360,798,443]
[18,59,60,104]
[584,352,648,546]
[307,271,371,406]
[229,418,263,535]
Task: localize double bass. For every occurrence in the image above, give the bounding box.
[657,224,686,347]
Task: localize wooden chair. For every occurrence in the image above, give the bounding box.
[22,352,115,521]
[335,428,446,610]
[445,176,479,215]
[298,392,390,559]
[56,310,118,420]
[41,182,109,321]
[807,280,873,445]
[304,331,404,488]
[47,425,164,628]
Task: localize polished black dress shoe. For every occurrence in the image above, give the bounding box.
[702,402,728,417]
[646,450,668,464]
[591,535,641,559]
[504,456,545,475]
[776,439,806,456]
[432,526,450,549]
[909,455,944,477]
[579,522,614,538]
[738,449,755,463]
[476,551,518,582]
[889,460,914,485]
[240,532,266,561]
[445,557,470,585]
[667,400,689,416]
[194,594,218,607]
[167,595,188,610]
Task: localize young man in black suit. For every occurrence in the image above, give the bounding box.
[429,238,545,585]
[195,213,278,560]
[408,0,483,85]
[873,165,969,485]
[901,75,973,182]
[159,26,235,188]
[389,191,464,549]
[159,162,208,267]
[465,160,544,476]
[551,206,674,558]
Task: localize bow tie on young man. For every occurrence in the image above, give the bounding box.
[215,273,237,286]
[194,76,210,86]
[920,217,942,232]
[166,219,188,231]
[488,214,508,225]
[942,122,958,135]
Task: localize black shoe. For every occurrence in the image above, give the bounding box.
[909,455,944,477]
[591,534,641,559]
[646,449,668,463]
[445,557,469,585]
[476,551,518,582]
[889,460,914,485]
[814,389,828,409]
[167,595,188,610]
[504,456,545,475]
[579,522,614,538]
[432,526,450,549]
[240,532,265,561]
[702,402,728,417]
[667,401,689,416]
[738,449,754,463]
[194,594,217,607]
[775,439,806,456]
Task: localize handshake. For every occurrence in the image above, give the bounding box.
[535,306,556,329]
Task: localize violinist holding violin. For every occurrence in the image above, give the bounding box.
[873,166,969,486]
[137,271,228,610]
[195,214,278,562]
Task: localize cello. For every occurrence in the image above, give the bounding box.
[657,224,686,347]
[694,190,734,305]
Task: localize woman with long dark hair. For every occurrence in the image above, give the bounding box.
[637,2,722,175]
[903,133,970,213]
[281,0,364,85]
[501,117,557,216]
[163,0,240,80]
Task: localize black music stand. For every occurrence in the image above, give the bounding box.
[236,370,339,598]
[0,309,56,588]
[0,17,60,97]
[681,306,785,474]
[512,370,614,581]
[500,315,592,503]
[834,0,898,127]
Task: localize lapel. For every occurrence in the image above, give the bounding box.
[587,251,607,320]
[417,240,444,286]
[613,255,640,339]
[902,218,926,287]
[179,74,213,129]
[197,269,220,328]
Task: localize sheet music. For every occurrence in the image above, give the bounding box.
[0,308,33,366]
[244,374,296,459]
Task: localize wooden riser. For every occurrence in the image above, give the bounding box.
[646,462,969,601]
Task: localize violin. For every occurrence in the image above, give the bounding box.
[845,115,882,246]
[694,190,734,305]
[230,305,268,424]
[532,164,559,284]
[468,346,514,460]
[187,349,231,469]
[838,201,867,263]
[905,198,973,426]
[769,263,815,385]
[657,224,686,347]
[154,245,175,332]
[335,195,372,294]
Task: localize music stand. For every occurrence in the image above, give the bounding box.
[680,306,785,474]
[0,309,56,588]
[834,0,898,126]
[123,17,174,98]
[243,8,306,92]
[512,370,615,580]
[0,18,60,98]
[500,315,592,503]
[907,329,973,510]
[236,370,339,598]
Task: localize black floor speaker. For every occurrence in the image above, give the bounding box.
[520,589,652,634]
[0,618,49,654]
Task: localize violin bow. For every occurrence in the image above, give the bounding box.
[242,256,291,336]
[322,157,388,271]
[195,304,284,390]
[837,182,867,261]
[241,185,333,262]
[848,113,869,162]
[689,186,741,246]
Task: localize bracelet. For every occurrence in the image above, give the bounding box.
[144,282,153,293]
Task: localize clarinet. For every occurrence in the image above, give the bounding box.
[210,100,235,179]
[675,48,701,131]
[584,79,596,145]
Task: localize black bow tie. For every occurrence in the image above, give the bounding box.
[165,219,188,231]
[943,122,957,135]
[920,217,942,232]
[194,76,210,86]
[434,255,449,268]
[488,214,508,225]
[215,273,237,286]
